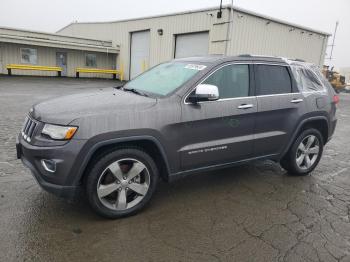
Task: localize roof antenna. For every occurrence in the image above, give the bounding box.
[217,0,223,18]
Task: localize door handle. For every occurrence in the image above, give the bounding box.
[291,98,303,104]
[238,104,254,109]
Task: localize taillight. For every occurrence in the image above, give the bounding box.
[333,95,339,104]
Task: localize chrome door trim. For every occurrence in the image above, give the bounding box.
[256,92,301,98]
[184,96,255,105]
[238,104,254,109]
[290,98,304,103]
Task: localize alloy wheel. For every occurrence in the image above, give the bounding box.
[295,135,320,170]
[97,158,150,211]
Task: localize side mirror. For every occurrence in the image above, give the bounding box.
[188,84,219,103]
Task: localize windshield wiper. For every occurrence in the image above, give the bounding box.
[123,88,149,97]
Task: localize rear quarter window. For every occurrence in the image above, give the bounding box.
[255,65,292,95]
[291,66,324,92]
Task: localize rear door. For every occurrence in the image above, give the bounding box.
[179,63,257,170]
[253,64,305,157]
[56,52,67,76]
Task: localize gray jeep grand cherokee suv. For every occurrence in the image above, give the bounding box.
[17,55,338,218]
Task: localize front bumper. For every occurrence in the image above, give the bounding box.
[16,135,86,199]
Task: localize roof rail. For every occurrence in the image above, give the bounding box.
[292,58,306,62]
[238,54,285,60]
[238,54,308,63]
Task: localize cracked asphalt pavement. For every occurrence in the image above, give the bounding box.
[1,76,350,262]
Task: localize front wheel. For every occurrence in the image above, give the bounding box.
[280,129,324,176]
[86,148,159,218]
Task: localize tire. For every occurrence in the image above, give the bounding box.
[280,128,324,176]
[86,147,159,218]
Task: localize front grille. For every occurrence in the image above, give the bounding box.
[21,116,38,143]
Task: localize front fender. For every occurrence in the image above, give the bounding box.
[68,134,172,186]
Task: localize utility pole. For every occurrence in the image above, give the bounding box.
[328,21,339,61]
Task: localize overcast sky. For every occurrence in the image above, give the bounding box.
[0,0,348,68]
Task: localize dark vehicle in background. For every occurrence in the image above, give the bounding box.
[17,55,338,218]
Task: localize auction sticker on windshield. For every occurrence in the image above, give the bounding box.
[185,64,207,71]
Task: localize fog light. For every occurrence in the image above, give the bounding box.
[41,159,56,173]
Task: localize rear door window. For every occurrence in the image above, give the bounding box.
[255,65,292,95]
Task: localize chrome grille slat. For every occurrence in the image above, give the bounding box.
[22,117,29,132]
[24,121,31,135]
[28,122,36,138]
[26,121,33,134]
[21,116,38,143]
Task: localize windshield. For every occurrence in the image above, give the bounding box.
[124,62,205,96]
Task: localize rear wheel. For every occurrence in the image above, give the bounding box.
[86,148,159,218]
[280,129,323,176]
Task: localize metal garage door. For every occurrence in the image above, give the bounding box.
[130,30,150,79]
[175,32,209,59]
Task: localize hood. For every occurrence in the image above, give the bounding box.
[31,88,157,125]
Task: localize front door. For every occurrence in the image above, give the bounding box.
[253,64,306,157]
[56,52,67,76]
[180,64,257,170]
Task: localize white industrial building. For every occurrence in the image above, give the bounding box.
[0,27,119,78]
[0,5,330,80]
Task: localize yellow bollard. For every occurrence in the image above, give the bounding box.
[141,60,146,73]
[120,62,124,81]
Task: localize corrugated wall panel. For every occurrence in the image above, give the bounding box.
[227,12,327,66]
[58,8,328,79]
[110,10,226,79]
[58,9,231,80]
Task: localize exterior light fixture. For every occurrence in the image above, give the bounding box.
[217,0,222,18]
[157,29,163,36]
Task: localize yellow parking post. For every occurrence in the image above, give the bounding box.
[120,62,124,81]
[141,60,146,73]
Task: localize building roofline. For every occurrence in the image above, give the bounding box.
[0,26,119,53]
[230,5,331,36]
[0,25,113,43]
[56,4,331,36]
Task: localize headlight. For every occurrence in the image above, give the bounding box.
[42,124,78,140]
